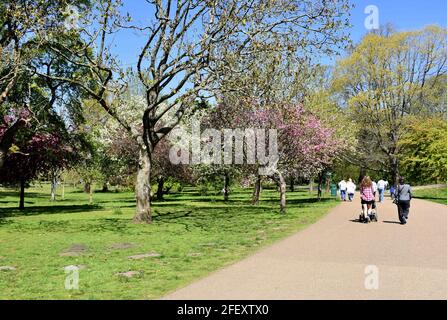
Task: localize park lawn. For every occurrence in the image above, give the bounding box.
[0,184,338,300]
[413,187,447,206]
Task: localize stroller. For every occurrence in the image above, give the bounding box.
[359,200,379,223]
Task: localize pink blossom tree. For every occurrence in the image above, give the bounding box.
[0,115,74,210]
[237,103,343,212]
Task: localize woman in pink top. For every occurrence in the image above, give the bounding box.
[360,176,375,223]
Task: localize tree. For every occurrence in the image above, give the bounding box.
[0,129,73,210]
[36,0,351,223]
[399,117,447,184]
[1,1,90,165]
[244,104,343,212]
[333,26,447,185]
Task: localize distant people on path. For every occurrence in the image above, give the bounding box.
[338,179,347,201]
[377,179,388,202]
[360,176,375,223]
[372,180,378,198]
[395,177,412,225]
[346,178,356,202]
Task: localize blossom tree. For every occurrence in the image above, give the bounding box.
[0,126,74,209]
[36,0,352,223]
[236,103,343,212]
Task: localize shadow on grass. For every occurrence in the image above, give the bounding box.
[0,191,50,199]
[0,204,103,218]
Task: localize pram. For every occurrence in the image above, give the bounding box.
[359,200,378,223]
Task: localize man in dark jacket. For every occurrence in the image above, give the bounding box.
[395,177,412,225]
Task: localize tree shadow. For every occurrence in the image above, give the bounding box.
[0,191,49,199]
[0,204,103,218]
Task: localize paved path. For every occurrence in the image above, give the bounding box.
[163,195,447,300]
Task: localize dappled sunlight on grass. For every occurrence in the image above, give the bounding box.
[0,184,338,299]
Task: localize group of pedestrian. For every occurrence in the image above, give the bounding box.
[338,176,412,225]
[338,178,356,202]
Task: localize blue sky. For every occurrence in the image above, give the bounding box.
[111,0,447,67]
[349,0,447,42]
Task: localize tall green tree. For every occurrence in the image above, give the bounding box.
[333,26,447,184]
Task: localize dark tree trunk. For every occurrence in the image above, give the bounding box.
[317,173,323,201]
[390,156,399,187]
[358,167,367,185]
[156,176,165,201]
[223,173,230,202]
[290,176,295,192]
[19,178,25,210]
[133,147,152,223]
[84,182,91,194]
[252,175,262,205]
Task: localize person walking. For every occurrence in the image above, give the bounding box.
[338,179,347,201]
[346,178,356,202]
[360,176,375,223]
[377,178,388,203]
[395,177,412,225]
[372,180,378,198]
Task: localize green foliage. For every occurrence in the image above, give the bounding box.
[399,118,447,184]
[333,26,447,181]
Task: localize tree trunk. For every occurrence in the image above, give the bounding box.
[391,156,399,187]
[19,178,25,210]
[89,181,93,205]
[50,178,57,201]
[358,167,367,184]
[290,176,295,192]
[156,176,165,201]
[84,182,91,194]
[223,173,230,202]
[277,172,286,213]
[252,175,262,205]
[317,173,323,201]
[133,148,152,223]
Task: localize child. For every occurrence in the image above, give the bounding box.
[390,185,395,200]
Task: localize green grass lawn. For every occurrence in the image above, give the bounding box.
[413,187,447,205]
[0,184,338,300]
